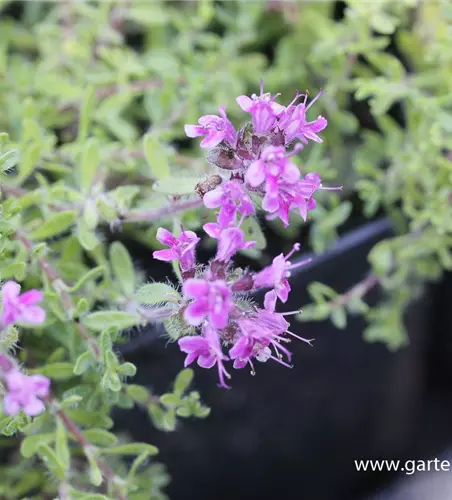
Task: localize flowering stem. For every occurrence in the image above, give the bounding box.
[50,397,127,500]
[121,197,203,222]
[330,273,379,309]
[138,305,177,322]
[14,232,101,359]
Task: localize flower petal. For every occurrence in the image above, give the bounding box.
[200,131,224,149]
[183,279,209,298]
[203,187,223,208]
[178,336,207,354]
[18,290,44,306]
[1,281,21,301]
[264,291,277,312]
[23,397,45,417]
[184,124,204,138]
[19,306,46,325]
[203,223,222,239]
[30,375,51,397]
[156,227,176,246]
[3,395,20,416]
[209,309,228,330]
[217,204,236,228]
[184,301,207,326]
[197,354,216,369]
[153,249,178,262]
[245,160,265,187]
[236,95,254,112]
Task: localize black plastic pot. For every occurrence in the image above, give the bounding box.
[116,218,434,500]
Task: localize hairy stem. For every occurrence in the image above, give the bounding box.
[50,397,127,500]
[331,273,379,309]
[15,232,101,359]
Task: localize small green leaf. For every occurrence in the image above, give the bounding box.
[101,370,122,392]
[100,329,113,358]
[37,444,66,480]
[82,429,118,447]
[160,393,180,408]
[35,362,75,380]
[68,265,105,292]
[56,418,70,470]
[126,384,149,404]
[330,307,347,329]
[369,241,393,276]
[85,450,102,486]
[297,304,330,321]
[28,211,77,240]
[127,450,151,482]
[143,133,170,179]
[61,395,83,407]
[78,86,96,142]
[241,217,266,250]
[74,298,89,318]
[66,409,113,429]
[73,351,95,375]
[17,142,39,184]
[176,407,192,418]
[31,242,47,258]
[135,283,180,305]
[99,443,158,456]
[117,362,136,377]
[82,311,140,332]
[109,242,135,297]
[152,177,199,195]
[148,403,167,430]
[0,149,19,173]
[79,138,100,192]
[174,368,193,395]
[308,282,338,303]
[76,220,100,251]
[20,433,55,458]
[83,200,99,230]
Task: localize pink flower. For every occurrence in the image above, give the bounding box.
[1,281,46,327]
[153,228,200,272]
[278,91,327,145]
[236,82,285,135]
[203,180,255,228]
[184,106,237,149]
[215,227,255,262]
[253,244,311,310]
[245,145,301,189]
[245,144,325,226]
[178,324,230,388]
[230,310,291,370]
[3,370,50,416]
[183,278,234,329]
[262,173,322,226]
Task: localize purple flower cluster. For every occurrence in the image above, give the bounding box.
[1,282,50,417]
[185,82,337,227]
[2,368,50,416]
[0,281,46,328]
[151,83,336,387]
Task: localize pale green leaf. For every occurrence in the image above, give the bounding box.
[135,283,180,305]
[143,133,170,179]
[29,211,77,240]
[109,242,135,297]
[152,177,199,195]
[82,311,140,331]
